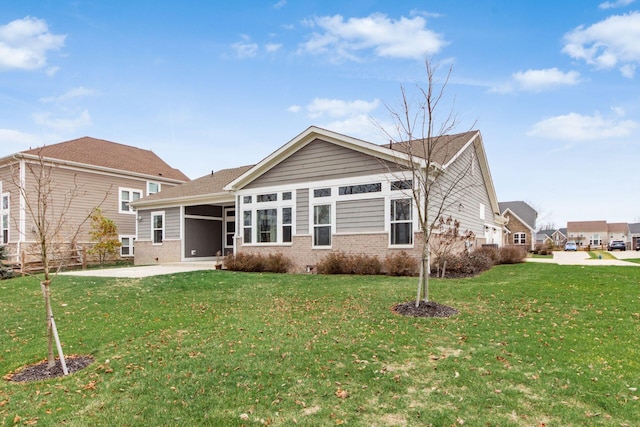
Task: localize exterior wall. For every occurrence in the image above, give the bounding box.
[243,139,401,188]
[296,188,309,234]
[336,198,384,232]
[504,213,533,249]
[137,207,181,242]
[567,228,607,247]
[134,240,181,265]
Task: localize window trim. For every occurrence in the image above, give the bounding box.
[240,191,295,246]
[312,203,332,248]
[390,198,413,246]
[147,181,161,196]
[119,187,143,214]
[1,192,9,244]
[514,232,526,245]
[120,235,135,257]
[151,211,165,245]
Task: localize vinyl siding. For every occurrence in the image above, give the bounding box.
[427,144,494,237]
[296,188,309,234]
[0,164,20,243]
[336,198,385,233]
[244,139,401,189]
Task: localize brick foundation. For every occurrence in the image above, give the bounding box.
[135,240,181,265]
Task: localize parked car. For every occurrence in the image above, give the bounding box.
[636,241,640,251]
[607,240,626,251]
[564,241,577,251]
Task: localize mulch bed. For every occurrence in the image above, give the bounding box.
[393,300,459,318]
[5,355,94,383]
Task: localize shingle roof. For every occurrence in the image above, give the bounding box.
[137,165,254,204]
[607,222,630,234]
[629,223,640,234]
[21,136,189,182]
[567,220,607,233]
[499,201,537,229]
[384,130,478,166]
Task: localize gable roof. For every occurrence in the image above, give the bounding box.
[630,223,640,234]
[607,222,630,234]
[133,165,253,208]
[19,137,189,182]
[385,130,479,167]
[499,201,537,231]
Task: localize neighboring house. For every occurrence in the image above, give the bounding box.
[607,223,631,246]
[536,229,554,247]
[630,223,640,249]
[133,126,506,272]
[0,137,189,264]
[499,201,537,251]
[565,220,631,248]
[553,228,567,247]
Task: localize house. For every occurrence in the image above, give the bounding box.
[630,223,640,250]
[0,137,189,264]
[535,229,554,247]
[552,228,568,247]
[566,221,631,249]
[499,201,537,251]
[132,126,506,272]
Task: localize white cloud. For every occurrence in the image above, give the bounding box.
[287,105,302,113]
[265,43,282,53]
[598,0,635,9]
[527,111,638,141]
[0,128,41,148]
[562,12,640,78]
[33,110,92,133]
[231,35,258,58]
[512,68,581,92]
[273,0,287,9]
[300,13,446,61]
[40,86,96,103]
[0,17,65,71]
[305,98,380,119]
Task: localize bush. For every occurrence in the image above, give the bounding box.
[0,245,12,279]
[225,252,291,273]
[475,246,500,264]
[316,252,382,275]
[384,251,419,276]
[498,245,527,264]
[432,251,494,278]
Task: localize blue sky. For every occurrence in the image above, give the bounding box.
[1,0,639,228]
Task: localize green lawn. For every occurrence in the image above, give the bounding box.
[1,264,639,426]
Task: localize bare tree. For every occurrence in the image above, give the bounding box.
[10,152,109,374]
[379,58,479,306]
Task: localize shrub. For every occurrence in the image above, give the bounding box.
[225,252,292,273]
[317,252,382,275]
[384,251,419,276]
[0,245,13,279]
[498,245,527,264]
[475,246,500,264]
[432,251,494,278]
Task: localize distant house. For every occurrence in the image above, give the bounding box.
[536,229,554,246]
[566,221,631,249]
[553,228,568,247]
[499,201,537,251]
[630,223,640,250]
[133,126,506,272]
[0,137,189,264]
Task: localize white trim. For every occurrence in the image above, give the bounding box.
[147,181,161,196]
[119,187,143,214]
[19,159,26,244]
[120,235,136,257]
[239,189,296,246]
[151,211,165,245]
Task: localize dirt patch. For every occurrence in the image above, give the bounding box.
[5,355,94,383]
[393,301,458,318]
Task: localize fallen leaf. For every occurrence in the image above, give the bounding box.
[335,388,349,399]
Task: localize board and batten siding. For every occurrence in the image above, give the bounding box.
[336,198,385,233]
[296,188,309,235]
[243,139,401,189]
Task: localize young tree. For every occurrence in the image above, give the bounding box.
[11,153,109,373]
[88,208,122,265]
[380,58,479,306]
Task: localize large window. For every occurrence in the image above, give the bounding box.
[243,211,252,243]
[120,236,135,257]
[390,199,412,245]
[152,212,164,244]
[283,207,292,243]
[313,204,331,246]
[120,188,142,213]
[514,232,526,245]
[257,209,277,243]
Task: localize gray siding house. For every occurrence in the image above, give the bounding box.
[132,127,505,272]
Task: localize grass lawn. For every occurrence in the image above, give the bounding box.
[1,263,639,426]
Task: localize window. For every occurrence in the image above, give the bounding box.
[243,196,252,204]
[339,183,381,195]
[257,209,277,243]
[147,182,160,195]
[1,193,8,244]
[479,203,485,220]
[391,199,413,245]
[257,193,277,203]
[120,236,135,257]
[313,204,331,246]
[283,207,292,243]
[314,188,331,198]
[391,180,412,191]
[152,212,164,244]
[243,211,252,243]
[120,188,142,213]
[225,209,236,248]
[514,233,526,245]
[282,191,292,201]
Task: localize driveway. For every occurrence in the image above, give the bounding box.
[59,262,220,278]
[527,251,640,266]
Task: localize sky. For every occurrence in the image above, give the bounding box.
[1,0,639,228]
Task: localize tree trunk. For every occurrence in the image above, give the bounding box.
[41,281,56,368]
